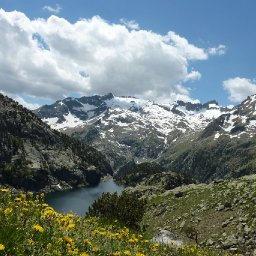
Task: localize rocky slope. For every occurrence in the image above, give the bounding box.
[162,94,256,182]
[34,93,227,170]
[138,174,256,255]
[0,94,112,192]
[114,161,193,192]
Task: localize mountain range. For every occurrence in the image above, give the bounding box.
[34,93,256,183]
[34,93,228,169]
[2,91,256,192]
[2,91,256,255]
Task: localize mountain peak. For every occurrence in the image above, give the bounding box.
[34,94,226,169]
[175,99,219,112]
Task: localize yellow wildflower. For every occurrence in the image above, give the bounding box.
[92,247,99,252]
[128,238,135,243]
[4,208,12,215]
[113,252,121,256]
[33,224,44,233]
[63,236,73,244]
[84,239,92,246]
[0,244,5,250]
[27,239,34,245]
[0,188,9,192]
[67,223,75,229]
[80,253,89,256]
[124,250,132,255]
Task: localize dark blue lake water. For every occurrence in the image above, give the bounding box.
[45,179,124,216]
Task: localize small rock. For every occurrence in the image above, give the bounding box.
[180,221,185,228]
[174,191,184,198]
[216,205,225,211]
[206,239,214,246]
[229,248,238,253]
[222,220,230,228]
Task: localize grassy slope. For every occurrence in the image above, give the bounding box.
[0,188,228,256]
[141,175,256,254]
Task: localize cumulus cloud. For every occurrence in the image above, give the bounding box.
[166,32,208,60]
[14,96,41,110]
[0,9,225,102]
[120,18,140,30]
[183,70,202,82]
[223,77,256,102]
[207,44,226,56]
[43,4,62,14]
[0,91,41,110]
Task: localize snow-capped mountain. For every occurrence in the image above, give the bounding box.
[34,93,227,169]
[160,94,256,182]
[201,95,256,140]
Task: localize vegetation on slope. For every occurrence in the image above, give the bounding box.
[0,94,112,191]
[140,175,256,255]
[0,188,229,256]
[115,161,193,189]
[88,192,147,229]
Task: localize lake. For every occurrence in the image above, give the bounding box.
[45,179,124,216]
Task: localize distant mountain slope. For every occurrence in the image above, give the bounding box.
[0,94,112,192]
[162,95,256,182]
[35,93,227,169]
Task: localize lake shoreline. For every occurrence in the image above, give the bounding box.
[45,179,124,216]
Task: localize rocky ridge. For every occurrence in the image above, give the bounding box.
[0,94,112,192]
[162,95,256,182]
[34,93,227,170]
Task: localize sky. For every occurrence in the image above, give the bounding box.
[0,0,256,109]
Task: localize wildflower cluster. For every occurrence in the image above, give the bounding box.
[0,188,231,256]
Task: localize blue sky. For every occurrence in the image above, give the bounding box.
[0,0,256,108]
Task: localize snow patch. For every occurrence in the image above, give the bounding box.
[43,117,58,126]
[214,132,220,140]
[73,103,97,112]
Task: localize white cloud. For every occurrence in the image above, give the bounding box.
[0,9,225,102]
[223,77,256,102]
[120,18,140,30]
[166,32,208,60]
[43,4,62,14]
[0,91,41,110]
[207,44,226,56]
[184,71,202,81]
[14,96,41,110]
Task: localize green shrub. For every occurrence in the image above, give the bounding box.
[182,225,199,244]
[87,191,147,229]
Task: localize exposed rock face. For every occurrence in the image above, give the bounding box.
[34,93,225,170]
[0,94,112,192]
[35,92,256,183]
[159,95,256,182]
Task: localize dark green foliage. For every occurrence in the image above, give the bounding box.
[115,161,193,189]
[115,162,165,186]
[182,226,199,244]
[0,93,112,191]
[88,191,147,229]
[169,135,256,182]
